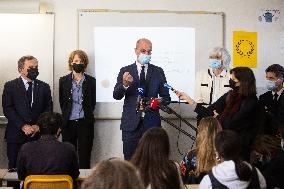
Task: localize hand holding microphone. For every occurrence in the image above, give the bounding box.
[164,83,195,105]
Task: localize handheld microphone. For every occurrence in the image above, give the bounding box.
[136,87,144,112]
[148,98,172,114]
[164,83,177,92]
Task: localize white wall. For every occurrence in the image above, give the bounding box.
[1,0,283,167]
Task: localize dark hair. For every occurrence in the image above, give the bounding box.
[251,135,281,161]
[18,55,37,71]
[230,67,256,97]
[131,128,181,189]
[265,64,284,78]
[215,130,260,188]
[68,50,89,71]
[37,112,62,135]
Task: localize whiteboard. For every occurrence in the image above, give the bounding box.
[94,27,195,102]
[78,10,223,118]
[0,14,54,119]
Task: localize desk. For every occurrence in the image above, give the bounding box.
[1,169,92,182]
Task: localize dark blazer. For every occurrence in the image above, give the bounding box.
[2,77,53,143]
[195,91,263,143]
[59,73,96,127]
[17,135,80,180]
[113,63,171,131]
[259,90,284,135]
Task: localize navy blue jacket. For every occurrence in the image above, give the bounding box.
[2,77,53,143]
[113,63,171,131]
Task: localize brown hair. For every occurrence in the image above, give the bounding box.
[81,159,144,189]
[195,116,222,174]
[18,55,37,72]
[68,50,89,71]
[230,67,256,97]
[131,127,181,189]
[251,135,281,161]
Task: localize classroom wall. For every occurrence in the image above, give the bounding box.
[0,0,283,168]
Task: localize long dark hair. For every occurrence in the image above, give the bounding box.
[230,67,256,97]
[131,127,181,189]
[215,130,260,189]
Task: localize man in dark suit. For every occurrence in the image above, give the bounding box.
[113,38,171,160]
[17,112,79,184]
[259,64,284,136]
[2,55,53,172]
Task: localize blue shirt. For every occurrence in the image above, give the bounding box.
[69,74,85,120]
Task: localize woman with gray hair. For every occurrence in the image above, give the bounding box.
[195,47,231,106]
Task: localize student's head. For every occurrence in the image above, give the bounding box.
[131,127,181,189]
[135,38,152,65]
[37,112,62,135]
[230,67,256,97]
[196,116,222,174]
[68,50,89,73]
[265,64,284,91]
[209,47,231,70]
[81,159,144,189]
[132,127,170,163]
[251,135,281,162]
[18,55,39,81]
[215,130,241,161]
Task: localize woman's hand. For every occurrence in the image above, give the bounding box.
[175,91,195,105]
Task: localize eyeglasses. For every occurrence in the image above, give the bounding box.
[138,49,152,55]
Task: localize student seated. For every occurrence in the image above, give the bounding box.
[17,112,79,183]
[180,116,222,184]
[131,127,184,189]
[81,159,145,189]
[262,119,284,189]
[199,130,266,189]
[250,134,281,172]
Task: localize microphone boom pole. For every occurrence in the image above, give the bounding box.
[145,107,196,141]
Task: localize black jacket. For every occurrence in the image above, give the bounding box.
[259,90,284,135]
[17,135,80,180]
[59,73,96,127]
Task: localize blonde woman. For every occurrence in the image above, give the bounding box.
[180,116,222,184]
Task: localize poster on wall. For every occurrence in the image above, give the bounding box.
[258,9,280,23]
[233,31,257,68]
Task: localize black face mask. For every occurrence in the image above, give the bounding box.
[229,79,238,90]
[27,67,39,80]
[72,63,85,73]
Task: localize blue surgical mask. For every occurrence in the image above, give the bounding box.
[138,53,151,65]
[266,80,277,91]
[209,59,222,69]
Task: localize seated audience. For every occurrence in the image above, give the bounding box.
[17,112,79,182]
[199,130,266,189]
[81,159,144,189]
[250,135,281,172]
[262,119,284,189]
[180,116,222,184]
[131,127,184,189]
[176,67,263,161]
[259,64,284,136]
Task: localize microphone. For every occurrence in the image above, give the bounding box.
[164,83,177,92]
[136,87,144,112]
[148,98,173,114]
